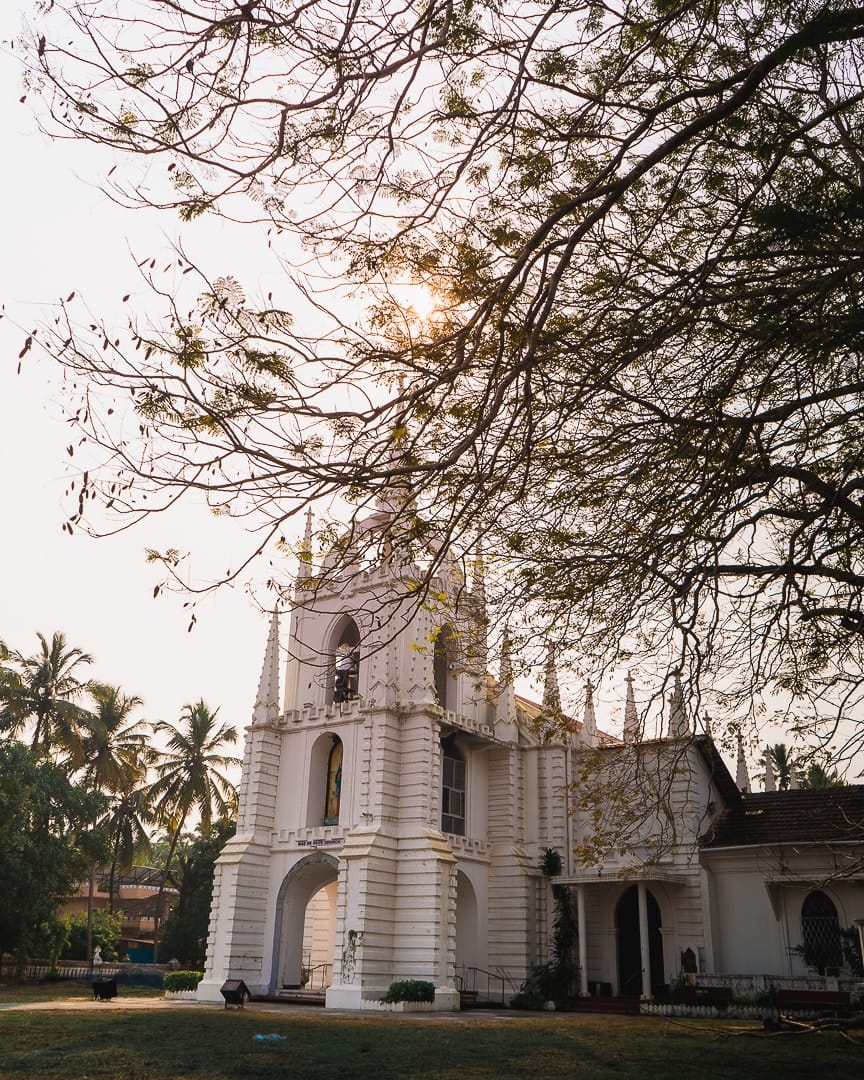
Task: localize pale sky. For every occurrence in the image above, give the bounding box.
[1,6,857,780]
[0,6,272,741]
[0,2,619,755]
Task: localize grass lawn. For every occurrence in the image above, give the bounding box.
[0,996,860,1080]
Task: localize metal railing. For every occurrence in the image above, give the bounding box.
[303,962,332,991]
[456,965,519,1004]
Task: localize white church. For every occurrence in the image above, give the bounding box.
[197,511,864,1009]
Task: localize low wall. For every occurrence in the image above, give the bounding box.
[1,959,171,986]
[696,973,861,995]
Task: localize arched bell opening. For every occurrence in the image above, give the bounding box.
[325,614,361,707]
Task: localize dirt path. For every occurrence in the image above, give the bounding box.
[0,996,520,1022]
[0,996,209,1012]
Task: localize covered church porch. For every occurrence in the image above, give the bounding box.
[560,865,694,1001]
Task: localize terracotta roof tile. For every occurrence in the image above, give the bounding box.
[700,786,864,848]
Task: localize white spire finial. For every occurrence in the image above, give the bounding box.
[542,650,560,713]
[298,508,314,581]
[499,625,513,687]
[540,649,562,739]
[763,746,776,792]
[252,609,281,727]
[666,670,688,738]
[495,625,519,738]
[375,408,415,515]
[623,671,639,743]
[581,679,598,747]
[467,544,488,674]
[736,731,751,793]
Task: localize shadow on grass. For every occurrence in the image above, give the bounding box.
[0,1009,861,1080]
[0,978,163,1007]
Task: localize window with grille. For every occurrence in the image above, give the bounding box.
[441,737,466,836]
[801,890,842,974]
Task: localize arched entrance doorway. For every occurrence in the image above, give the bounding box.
[616,885,664,996]
[801,890,843,974]
[272,853,339,993]
[302,880,338,988]
[455,870,483,975]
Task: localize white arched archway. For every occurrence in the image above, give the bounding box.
[455,869,485,975]
[615,884,665,997]
[801,889,844,973]
[271,852,339,994]
[302,879,338,988]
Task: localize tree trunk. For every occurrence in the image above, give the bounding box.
[152,825,183,964]
[108,859,117,913]
[86,860,95,966]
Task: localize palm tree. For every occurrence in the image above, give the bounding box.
[81,683,152,791]
[99,785,156,912]
[149,700,239,961]
[0,639,20,704]
[0,632,93,765]
[78,682,155,957]
[768,743,794,791]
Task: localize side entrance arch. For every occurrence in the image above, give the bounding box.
[616,884,665,996]
[455,869,485,973]
[271,852,339,994]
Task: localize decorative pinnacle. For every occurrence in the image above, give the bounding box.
[623,670,639,742]
[252,608,281,726]
[763,746,776,792]
[581,679,598,746]
[542,649,561,713]
[666,670,688,738]
[499,624,513,687]
[735,731,751,794]
[298,507,314,581]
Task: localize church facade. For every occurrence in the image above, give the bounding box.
[197,519,864,1008]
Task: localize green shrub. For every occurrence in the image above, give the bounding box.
[510,969,546,1010]
[381,979,435,1004]
[163,970,204,992]
[539,847,562,877]
[61,910,124,962]
[510,961,575,1010]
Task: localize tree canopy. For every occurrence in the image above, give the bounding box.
[0,740,103,958]
[23,1,864,754]
[0,632,93,763]
[159,818,236,970]
[149,699,238,961]
[0,630,236,960]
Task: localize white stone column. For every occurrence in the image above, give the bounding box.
[576,885,589,997]
[637,881,651,999]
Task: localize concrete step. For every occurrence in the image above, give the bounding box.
[276,988,327,1006]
